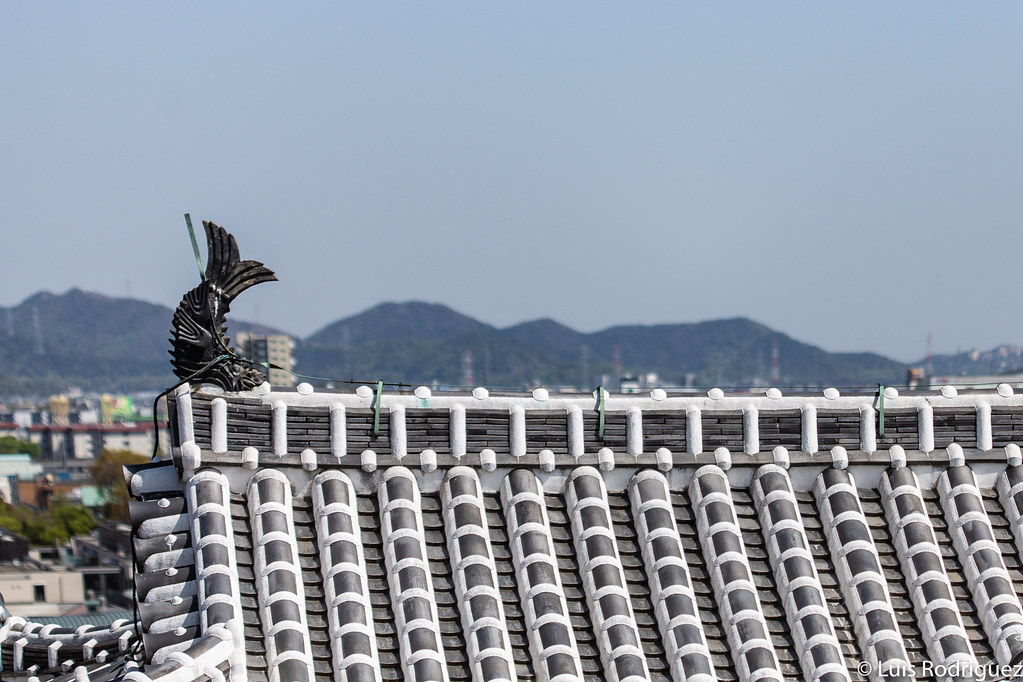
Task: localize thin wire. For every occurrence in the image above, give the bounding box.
[241,356,412,389]
[151,354,232,458]
[129,529,143,647]
[237,355,1023,395]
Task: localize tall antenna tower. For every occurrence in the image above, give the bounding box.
[926,332,933,378]
[771,338,780,384]
[462,350,474,386]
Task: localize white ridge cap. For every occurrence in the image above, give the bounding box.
[217,384,1023,414]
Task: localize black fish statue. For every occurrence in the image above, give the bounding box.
[169,220,277,391]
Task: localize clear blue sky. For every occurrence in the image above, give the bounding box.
[3,3,1021,362]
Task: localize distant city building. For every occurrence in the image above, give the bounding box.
[99,394,134,424]
[0,453,44,504]
[0,421,18,441]
[69,524,134,609]
[922,372,1023,391]
[0,453,41,479]
[17,473,106,511]
[10,408,47,428]
[0,529,29,563]
[49,395,70,426]
[0,560,86,618]
[235,332,296,387]
[26,421,167,461]
[619,372,660,393]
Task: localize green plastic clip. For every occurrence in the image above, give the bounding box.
[373,380,384,437]
[878,384,885,437]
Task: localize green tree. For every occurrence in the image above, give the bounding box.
[51,502,96,537]
[0,435,39,459]
[21,516,61,545]
[0,502,24,534]
[0,501,94,544]
[89,449,151,522]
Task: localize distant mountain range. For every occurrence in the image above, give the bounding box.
[298,302,907,390]
[0,289,1018,395]
[0,289,281,395]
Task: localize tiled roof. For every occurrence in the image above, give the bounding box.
[8,383,1023,680]
[0,613,140,681]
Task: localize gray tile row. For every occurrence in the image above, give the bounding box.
[751,465,848,682]
[311,471,381,682]
[878,467,976,672]
[815,468,911,680]
[630,470,717,682]
[939,466,1023,666]
[248,470,315,682]
[500,470,582,682]
[185,470,246,680]
[440,467,517,682]
[564,467,650,682]
[690,465,784,682]
[379,468,449,682]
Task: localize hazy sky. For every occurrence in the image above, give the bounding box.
[3,3,1021,362]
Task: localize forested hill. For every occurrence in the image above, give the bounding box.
[298,302,906,390]
[0,290,938,395]
[0,289,280,394]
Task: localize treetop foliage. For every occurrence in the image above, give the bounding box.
[89,448,151,522]
[0,435,39,459]
[0,500,95,545]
